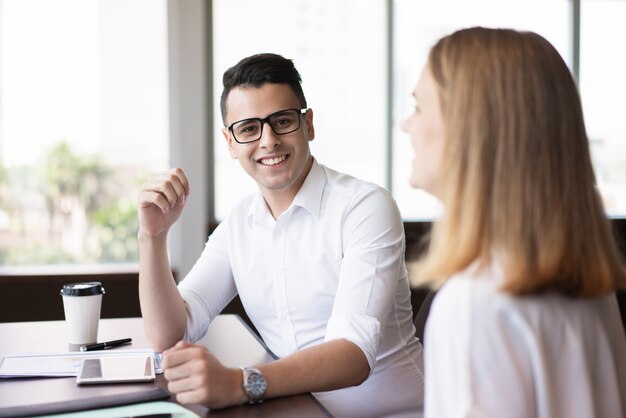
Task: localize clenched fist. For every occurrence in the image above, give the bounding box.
[137,167,190,238]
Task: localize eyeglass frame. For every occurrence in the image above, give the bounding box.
[225,108,308,144]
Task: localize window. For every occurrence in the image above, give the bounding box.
[212,0,386,219]
[2,0,623,272]
[580,0,626,216]
[392,0,570,219]
[212,1,626,223]
[0,0,168,265]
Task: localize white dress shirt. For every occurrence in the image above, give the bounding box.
[425,263,626,418]
[178,159,424,418]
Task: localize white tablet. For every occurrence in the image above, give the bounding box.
[76,355,155,385]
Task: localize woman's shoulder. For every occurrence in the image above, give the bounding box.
[434,264,504,313]
[431,265,546,345]
[435,264,623,344]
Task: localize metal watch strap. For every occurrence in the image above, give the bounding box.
[241,366,267,404]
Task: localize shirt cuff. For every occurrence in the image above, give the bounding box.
[324,312,381,373]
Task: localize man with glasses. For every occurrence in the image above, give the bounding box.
[137,53,424,417]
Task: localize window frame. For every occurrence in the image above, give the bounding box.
[1,0,624,287]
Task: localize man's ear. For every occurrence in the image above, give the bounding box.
[305,108,315,141]
[222,128,238,159]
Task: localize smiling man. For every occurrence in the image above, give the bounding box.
[137,53,424,418]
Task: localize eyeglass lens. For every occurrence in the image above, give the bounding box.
[232,109,301,143]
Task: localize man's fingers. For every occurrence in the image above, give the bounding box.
[159,182,180,209]
[174,387,210,406]
[137,167,190,222]
[137,190,170,214]
[167,167,191,197]
[158,168,190,202]
[162,343,202,369]
[174,340,192,349]
[167,371,209,394]
[156,172,186,207]
[161,340,191,357]
[141,179,181,208]
[161,350,187,370]
[160,344,230,409]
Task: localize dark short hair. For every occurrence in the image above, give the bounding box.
[220,53,308,124]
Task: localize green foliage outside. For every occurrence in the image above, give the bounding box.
[0,141,144,265]
[88,201,140,262]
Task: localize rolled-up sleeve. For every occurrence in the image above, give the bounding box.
[325,312,381,370]
[324,187,405,372]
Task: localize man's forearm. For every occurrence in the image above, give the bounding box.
[255,339,370,400]
[138,232,188,351]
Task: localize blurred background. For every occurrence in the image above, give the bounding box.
[0,0,624,280]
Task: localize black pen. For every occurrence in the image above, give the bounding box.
[80,338,132,352]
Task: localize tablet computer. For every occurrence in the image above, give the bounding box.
[76,355,155,385]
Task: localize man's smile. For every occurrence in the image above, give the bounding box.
[258,154,288,166]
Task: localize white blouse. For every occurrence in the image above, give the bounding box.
[425,264,626,418]
[179,160,423,418]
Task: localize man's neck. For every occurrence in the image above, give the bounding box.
[262,157,314,220]
[264,194,294,220]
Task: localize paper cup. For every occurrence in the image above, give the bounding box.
[60,282,105,349]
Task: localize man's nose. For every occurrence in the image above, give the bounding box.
[259,121,281,148]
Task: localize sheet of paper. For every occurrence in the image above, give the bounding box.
[33,401,200,418]
[0,349,163,377]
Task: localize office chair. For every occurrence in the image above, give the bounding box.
[413,289,437,345]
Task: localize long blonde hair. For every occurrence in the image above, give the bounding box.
[414,27,626,297]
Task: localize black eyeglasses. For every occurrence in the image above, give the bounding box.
[227,108,307,144]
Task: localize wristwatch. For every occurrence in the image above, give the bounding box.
[241,367,267,404]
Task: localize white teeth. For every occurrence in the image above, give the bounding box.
[260,155,287,166]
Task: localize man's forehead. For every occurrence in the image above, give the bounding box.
[225,83,300,122]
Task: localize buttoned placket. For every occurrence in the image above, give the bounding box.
[270,210,299,354]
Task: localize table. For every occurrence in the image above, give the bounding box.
[0,315,332,417]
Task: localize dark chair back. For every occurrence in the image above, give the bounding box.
[413,289,437,345]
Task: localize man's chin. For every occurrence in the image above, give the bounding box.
[256,176,293,192]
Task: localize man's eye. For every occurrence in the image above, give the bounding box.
[274,118,291,127]
[236,123,259,136]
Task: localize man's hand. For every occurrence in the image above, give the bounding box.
[161,341,246,409]
[137,168,190,238]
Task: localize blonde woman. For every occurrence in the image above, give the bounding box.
[402,27,626,417]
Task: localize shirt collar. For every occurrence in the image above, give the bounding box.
[248,191,273,226]
[292,158,325,219]
[246,158,326,225]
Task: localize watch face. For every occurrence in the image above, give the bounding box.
[248,372,267,397]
